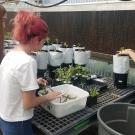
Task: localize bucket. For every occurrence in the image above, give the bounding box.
[97,103,135,135]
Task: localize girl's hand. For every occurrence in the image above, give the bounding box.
[118,49,133,56]
[37,78,48,85]
[45,91,61,101]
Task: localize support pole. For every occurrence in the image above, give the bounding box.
[0,6,4,63]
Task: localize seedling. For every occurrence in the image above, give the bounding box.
[89,87,99,97]
[119,47,126,52]
[38,84,48,96]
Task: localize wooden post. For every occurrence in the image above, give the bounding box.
[0,6,4,63]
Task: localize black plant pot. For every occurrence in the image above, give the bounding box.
[86,96,97,107]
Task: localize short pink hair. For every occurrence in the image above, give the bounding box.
[12,10,48,44]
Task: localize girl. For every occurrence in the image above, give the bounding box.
[0,10,61,135]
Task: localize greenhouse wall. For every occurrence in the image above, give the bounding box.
[6,10,135,55]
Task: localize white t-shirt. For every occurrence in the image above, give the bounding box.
[0,51,39,122]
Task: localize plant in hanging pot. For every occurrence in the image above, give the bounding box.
[86,87,99,107]
[42,37,55,51]
[59,42,73,65]
[52,38,62,50]
[38,83,48,96]
[113,47,129,89]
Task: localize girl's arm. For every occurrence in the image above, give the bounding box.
[22,90,61,110]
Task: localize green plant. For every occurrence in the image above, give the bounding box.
[4,32,11,40]
[89,87,99,97]
[74,65,90,76]
[77,43,81,47]
[55,66,75,83]
[38,84,48,95]
[63,42,68,48]
[119,47,126,52]
[55,38,59,44]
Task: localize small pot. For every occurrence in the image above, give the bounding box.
[86,96,97,107]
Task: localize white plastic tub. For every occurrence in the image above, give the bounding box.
[41,84,89,118]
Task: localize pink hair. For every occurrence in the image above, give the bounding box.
[12,10,48,44]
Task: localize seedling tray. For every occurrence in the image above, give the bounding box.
[33,78,135,135]
[87,79,108,91]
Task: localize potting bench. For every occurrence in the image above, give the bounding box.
[33,77,135,135]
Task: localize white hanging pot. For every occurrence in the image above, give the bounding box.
[85,50,91,59]
[113,54,129,74]
[52,43,62,50]
[42,44,55,51]
[36,50,48,70]
[73,46,85,52]
[48,50,63,67]
[74,50,87,65]
[42,45,48,51]
[64,48,73,64]
[59,47,73,64]
[4,46,13,55]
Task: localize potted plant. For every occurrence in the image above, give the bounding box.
[55,66,74,84]
[73,43,85,52]
[42,37,54,51]
[59,42,73,65]
[71,65,91,86]
[52,38,62,50]
[113,47,129,89]
[86,87,99,107]
[38,84,48,96]
[74,46,88,66]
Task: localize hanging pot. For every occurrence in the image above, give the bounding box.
[42,44,55,51]
[48,50,63,67]
[36,50,48,70]
[113,54,129,89]
[52,43,62,50]
[74,50,88,65]
[59,47,73,64]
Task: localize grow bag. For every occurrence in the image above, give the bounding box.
[113,55,129,89]
[97,103,135,135]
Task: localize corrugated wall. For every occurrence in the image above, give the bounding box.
[6,10,135,55]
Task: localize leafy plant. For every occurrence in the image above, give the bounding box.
[55,66,75,83]
[45,37,52,45]
[89,87,99,97]
[63,42,68,48]
[38,84,48,95]
[4,32,11,40]
[119,47,126,52]
[74,65,90,76]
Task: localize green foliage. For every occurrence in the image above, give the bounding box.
[55,66,74,83]
[89,87,99,97]
[4,32,11,40]
[77,43,81,47]
[63,42,68,48]
[74,65,89,76]
[55,65,90,83]
[38,84,48,95]
[119,47,126,52]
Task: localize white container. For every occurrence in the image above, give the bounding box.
[36,50,48,70]
[48,51,63,66]
[59,47,73,64]
[113,54,129,74]
[52,43,62,50]
[74,50,88,65]
[41,84,89,118]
